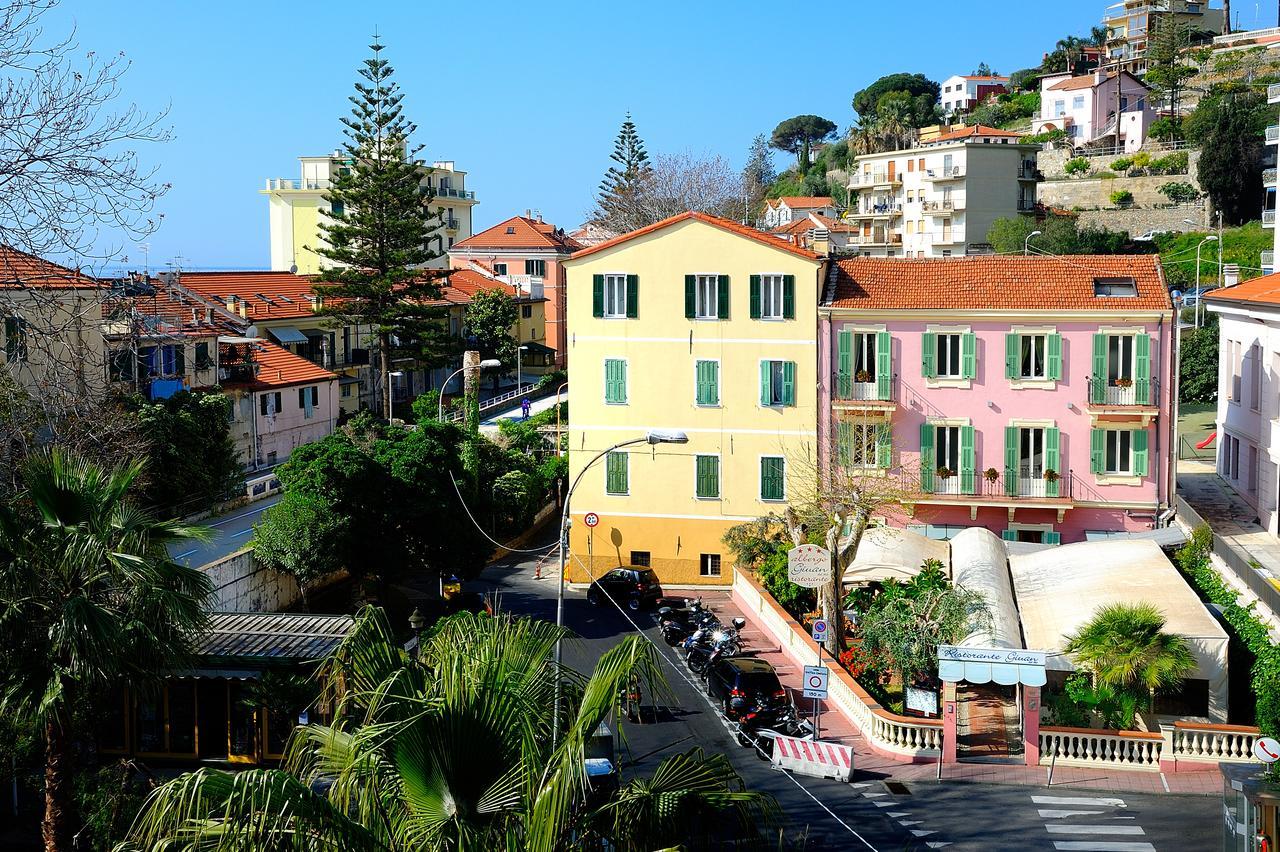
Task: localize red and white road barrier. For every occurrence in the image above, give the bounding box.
[771,735,854,782]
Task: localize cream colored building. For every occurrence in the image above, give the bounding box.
[262,155,476,274]
[562,212,824,587]
[846,126,1039,258]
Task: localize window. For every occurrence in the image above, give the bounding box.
[194,342,212,370]
[695,455,720,499]
[604,274,628,318]
[760,456,785,501]
[760,360,796,407]
[751,274,793,320]
[108,349,135,381]
[266,450,278,466]
[604,358,627,404]
[1019,427,1045,478]
[1021,334,1046,378]
[760,275,784,319]
[935,333,962,378]
[1249,343,1262,411]
[330,201,344,218]
[521,304,533,319]
[853,332,876,378]
[691,274,722,319]
[447,237,454,249]
[605,451,628,495]
[695,359,719,406]
[341,383,352,398]
[1072,95,1085,109]
[493,263,508,276]
[839,423,877,468]
[1092,427,1148,477]
[1105,429,1132,474]
[630,550,651,567]
[525,259,546,277]
[259,392,282,416]
[1054,99,1065,116]
[700,553,722,577]
[1006,332,1061,382]
[1093,277,1138,297]
[298,386,319,418]
[935,425,961,474]
[1108,334,1134,383]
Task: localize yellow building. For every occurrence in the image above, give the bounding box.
[562,212,824,587]
[262,155,476,275]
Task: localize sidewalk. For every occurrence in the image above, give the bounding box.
[698,592,1221,796]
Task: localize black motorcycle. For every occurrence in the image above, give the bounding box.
[682,621,745,674]
[734,700,814,759]
[657,600,718,646]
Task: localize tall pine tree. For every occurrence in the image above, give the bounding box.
[312,38,450,421]
[742,134,776,220]
[595,113,651,231]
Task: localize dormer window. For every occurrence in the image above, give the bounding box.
[1093,277,1138,297]
[506,226,516,234]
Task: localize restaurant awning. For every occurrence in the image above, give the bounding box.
[843,526,949,584]
[267,326,308,345]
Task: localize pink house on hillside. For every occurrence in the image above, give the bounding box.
[818,255,1175,544]
[1032,70,1156,153]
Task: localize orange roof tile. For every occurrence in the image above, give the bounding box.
[180,271,319,320]
[568,212,823,262]
[960,75,1010,82]
[928,124,1026,143]
[1204,272,1280,308]
[452,215,581,252]
[223,340,336,390]
[0,246,100,289]
[767,196,834,209]
[825,255,1169,311]
[101,280,236,338]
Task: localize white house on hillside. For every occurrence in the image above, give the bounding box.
[939,74,1010,117]
[762,196,837,228]
[1031,70,1155,153]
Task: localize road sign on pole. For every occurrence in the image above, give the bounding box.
[803,665,829,700]
[787,544,832,588]
[583,512,599,528]
[811,619,828,644]
[1254,736,1280,763]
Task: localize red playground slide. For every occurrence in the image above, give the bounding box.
[1196,431,1217,450]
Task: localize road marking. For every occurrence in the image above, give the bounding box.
[910,829,936,837]
[1039,810,1105,819]
[1046,825,1145,835]
[1160,772,1170,793]
[887,812,910,818]
[925,844,952,850]
[899,819,921,826]
[871,801,895,808]
[206,504,274,528]
[1032,795,1127,808]
[1050,843,1155,852]
[849,782,872,788]
[231,528,253,537]
[862,792,886,798]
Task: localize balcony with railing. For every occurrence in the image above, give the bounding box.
[265,178,332,191]
[849,202,903,218]
[1264,208,1277,226]
[1267,125,1280,143]
[1266,168,1278,186]
[924,166,964,181]
[1017,163,1043,180]
[1262,250,1274,272]
[846,232,904,247]
[444,217,460,230]
[906,468,1076,504]
[1270,83,1280,104]
[832,371,897,409]
[1017,198,1038,212]
[850,171,903,188]
[923,199,963,213]
[434,186,476,200]
[1086,375,1158,412]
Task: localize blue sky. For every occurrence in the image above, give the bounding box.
[40,0,1200,271]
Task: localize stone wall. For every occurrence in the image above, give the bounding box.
[199,547,302,612]
[1074,202,1209,237]
[1038,174,1203,212]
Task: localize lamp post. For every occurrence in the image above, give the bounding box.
[438,358,501,420]
[1024,230,1042,256]
[408,607,426,660]
[1194,235,1219,329]
[552,429,689,740]
[517,344,528,392]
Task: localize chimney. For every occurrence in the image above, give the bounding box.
[225,294,237,312]
[811,229,831,257]
[1223,263,1240,288]
[524,209,531,218]
[238,300,248,319]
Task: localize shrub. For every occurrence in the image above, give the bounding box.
[1110,189,1134,206]
[1149,116,1183,142]
[1020,128,1067,145]
[1150,151,1189,175]
[1110,156,1133,171]
[1130,151,1152,171]
[1159,181,1199,203]
[1063,157,1091,176]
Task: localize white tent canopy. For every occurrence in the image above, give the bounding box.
[1009,538,1229,721]
[843,526,949,585]
[950,528,1023,651]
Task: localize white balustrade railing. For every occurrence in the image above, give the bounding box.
[1040,726,1163,771]
[1170,723,1261,764]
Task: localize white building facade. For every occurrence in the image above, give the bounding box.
[1031,71,1156,153]
[939,74,1010,117]
[761,196,838,228]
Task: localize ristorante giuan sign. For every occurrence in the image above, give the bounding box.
[937,645,1046,667]
[936,644,1047,687]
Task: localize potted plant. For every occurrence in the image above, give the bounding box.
[1113,376,1133,388]
[855,369,872,383]
[983,467,1000,483]
[1043,468,1060,483]
[937,466,954,480]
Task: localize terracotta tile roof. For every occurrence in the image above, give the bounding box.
[928,124,1025,143]
[444,269,510,301]
[101,281,234,338]
[811,213,859,234]
[451,215,581,252]
[1203,272,1280,308]
[180,271,319,320]
[0,246,99,289]
[766,196,835,209]
[825,255,1170,311]
[1048,75,1100,91]
[222,339,336,390]
[568,211,823,262]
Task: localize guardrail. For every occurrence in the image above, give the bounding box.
[1039,726,1163,771]
[1265,210,1277,225]
[1270,82,1280,102]
[1268,125,1280,143]
[444,381,551,422]
[1263,250,1275,270]
[1265,169,1278,185]
[435,186,476,200]
[1170,722,1262,765]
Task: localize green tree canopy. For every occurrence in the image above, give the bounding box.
[464,287,519,388]
[129,390,242,515]
[769,114,837,169]
[987,214,1135,255]
[595,112,652,231]
[852,72,940,121]
[1191,87,1268,225]
[1063,602,1197,711]
[855,584,992,685]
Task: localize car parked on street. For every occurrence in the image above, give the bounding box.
[705,656,787,720]
[586,567,663,611]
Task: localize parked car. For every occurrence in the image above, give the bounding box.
[705,656,787,720]
[586,567,663,611]
[1134,229,1173,242]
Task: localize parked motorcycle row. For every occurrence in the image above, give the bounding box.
[657,597,814,758]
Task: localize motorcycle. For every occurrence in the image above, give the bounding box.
[734,699,814,760]
[682,620,746,675]
[658,601,719,646]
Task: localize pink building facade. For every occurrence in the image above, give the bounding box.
[818,256,1176,544]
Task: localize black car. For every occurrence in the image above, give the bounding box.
[586,567,664,611]
[705,657,787,720]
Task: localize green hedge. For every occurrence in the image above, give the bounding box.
[1175,526,1280,740]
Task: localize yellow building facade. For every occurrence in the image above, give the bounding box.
[562,213,824,587]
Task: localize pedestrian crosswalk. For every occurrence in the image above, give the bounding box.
[1029,794,1155,851]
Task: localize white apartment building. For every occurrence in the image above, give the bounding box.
[262,154,476,274]
[939,74,1010,117]
[1264,83,1279,274]
[845,126,1039,257]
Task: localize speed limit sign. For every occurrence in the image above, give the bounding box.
[584,512,599,528]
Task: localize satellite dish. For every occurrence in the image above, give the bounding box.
[289,263,298,274]
[246,325,259,338]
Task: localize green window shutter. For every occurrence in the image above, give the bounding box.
[717,275,730,319]
[919,422,935,492]
[962,332,976,380]
[1004,425,1019,496]
[921,332,937,378]
[625,274,639,318]
[837,329,852,397]
[684,274,696,319]
[606,452,628,494]
[1091,333,1106,404]
[696,360,718,406]
[1132,428,1149,477]
[749,275,762,318]
[708,457,720,497]
[761,457,784,500]
[837,420,853,468]
[760,361,772,406]
[1090,428,1105,474]
[696,456,720,498]
[1005,332,1019,379]
[783,275,796,319]
[605,359,626,404]
[1134,333,1152,405]
[1001,529,1018,542]
[1047,333,1063,381]
[960,425,976,495]
[1043,531,1062,545]
[875,330,891,400]
[1044,427,1060,497]
[592,275,604,318]
[875,423,892,469]
[782,361,796,406]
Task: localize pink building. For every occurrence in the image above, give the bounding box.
[818,255,1176,544]
[1031,70,1156,153]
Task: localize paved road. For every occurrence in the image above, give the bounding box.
[468,540,1221,851]
[169,494,281,567]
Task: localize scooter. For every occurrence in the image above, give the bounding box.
[658,603,719,646]
[734,700,814,759]
[682,620,746,674]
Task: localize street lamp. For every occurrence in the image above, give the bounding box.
[408,607,426,659]
[1194,236,1219,329]
[552,429,689,740]
[1024,230,1042,256]
[517,344,529,392]
[438,358,502,420]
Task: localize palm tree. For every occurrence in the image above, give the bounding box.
[1057,35,1085,74]
[1064,602,1197,711]
[0,450,212,852]
[121,608,778,851]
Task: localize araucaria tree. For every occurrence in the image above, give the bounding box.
[312,39,448,421]
[464,287,518,389]
[595,113,652,232]
[742,134,776,217]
